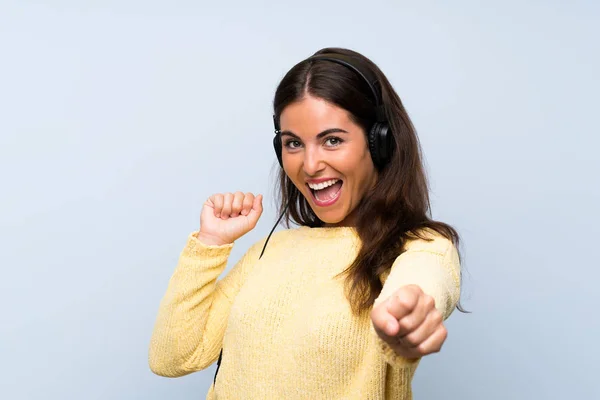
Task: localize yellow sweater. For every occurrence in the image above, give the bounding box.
[149,226,461,399]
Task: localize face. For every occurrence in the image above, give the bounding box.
[279,95,378,227]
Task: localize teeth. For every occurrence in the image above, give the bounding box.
[307,179,340,190]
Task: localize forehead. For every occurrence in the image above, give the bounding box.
[279,96,353,133]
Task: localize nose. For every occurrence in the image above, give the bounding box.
[302,145,326,176]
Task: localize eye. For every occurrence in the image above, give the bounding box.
[325,136,343,147]
[284,139,302,149]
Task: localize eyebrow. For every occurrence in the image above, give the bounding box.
[279,128,349,139]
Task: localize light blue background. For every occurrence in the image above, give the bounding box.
[1,1,598,399]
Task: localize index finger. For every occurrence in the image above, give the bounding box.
[241,192,255,216]
[371,300,400,338]
[386,288,419,320]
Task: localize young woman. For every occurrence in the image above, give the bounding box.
[149,47,462,399]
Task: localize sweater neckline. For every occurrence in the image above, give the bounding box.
[295,225,358,239]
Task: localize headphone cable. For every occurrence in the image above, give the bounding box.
[258,200,289,259]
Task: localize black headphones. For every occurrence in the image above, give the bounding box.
[272,53,393,170]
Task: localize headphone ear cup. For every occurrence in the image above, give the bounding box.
[368,126,381,169]
[368,123,391,169]
[273,134,283,167]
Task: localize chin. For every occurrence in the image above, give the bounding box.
[316,215,344,226]
[311,206,350,226]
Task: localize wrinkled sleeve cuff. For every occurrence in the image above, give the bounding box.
[181,231,234,259]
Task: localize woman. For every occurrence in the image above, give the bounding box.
[149,47,462,399]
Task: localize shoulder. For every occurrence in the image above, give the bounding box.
[259,227,304,245]
[382,228,461,288]
[402,228,456,256]
[399,228,461,276]
[243,227,303,258]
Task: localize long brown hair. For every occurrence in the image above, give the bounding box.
[273,47,464,317]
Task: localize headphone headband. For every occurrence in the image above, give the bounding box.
[306,53,386,122]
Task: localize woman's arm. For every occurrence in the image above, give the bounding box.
[370,233,461,366]
[148,232,261,377]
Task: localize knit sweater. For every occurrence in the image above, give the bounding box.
[149,226,461,399]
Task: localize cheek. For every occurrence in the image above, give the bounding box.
[344,155,375,190]
[282,155,299,177]
[348,176,376,207]
[353,172,372,195]
[283,161,308,191]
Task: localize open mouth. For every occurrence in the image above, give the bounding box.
[306,179,343,206]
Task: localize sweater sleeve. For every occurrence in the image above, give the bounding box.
[148,232,261,377]
[370,234,461,367]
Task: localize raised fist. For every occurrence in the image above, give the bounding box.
[196,192,263,246]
